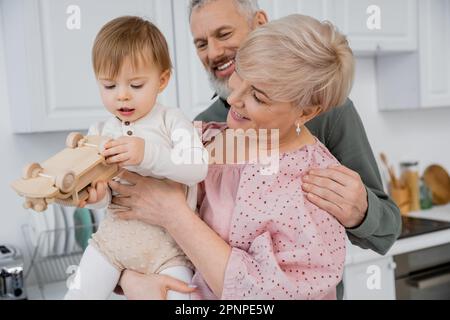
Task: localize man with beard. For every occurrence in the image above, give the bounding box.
[190,0,401,298]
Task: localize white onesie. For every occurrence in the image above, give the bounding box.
[64,103,208,300]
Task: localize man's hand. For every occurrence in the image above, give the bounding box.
[302,165,368,228]
[103,137,145,167]
[119,269,196,300]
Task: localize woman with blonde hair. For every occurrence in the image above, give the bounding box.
[110,14,355,300]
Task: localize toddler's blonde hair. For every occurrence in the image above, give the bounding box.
[92,16,172,79]
[236,14,355,112]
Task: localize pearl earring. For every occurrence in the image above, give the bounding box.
[296,123,302,136]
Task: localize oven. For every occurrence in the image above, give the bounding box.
[394,242,450,299]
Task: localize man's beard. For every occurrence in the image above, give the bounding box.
[207,70,231,100]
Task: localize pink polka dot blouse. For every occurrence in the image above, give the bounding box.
[190,123,346,300]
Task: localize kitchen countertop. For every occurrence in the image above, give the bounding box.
[26,281,126,300]
[345,204,450,265]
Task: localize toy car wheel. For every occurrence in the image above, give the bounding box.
[66,132,84,149]
[56,170,77,193]
[23,200,33,209]
[34,201,47,212]
[22,163,43,180]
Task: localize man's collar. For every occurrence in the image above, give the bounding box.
[212,93,230,109]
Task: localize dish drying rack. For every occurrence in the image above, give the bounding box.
[22,223,98,299]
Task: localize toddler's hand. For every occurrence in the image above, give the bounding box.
[102,137,145,167]
[78,181,108,208]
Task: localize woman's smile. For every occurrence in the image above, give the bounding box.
[229,107,250,123]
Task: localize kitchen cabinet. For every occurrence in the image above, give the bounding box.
[376,0,450,110]
[417,0,450,109]
[1,0,177,133]
[343,256,397,300]
[258,0,417,54]
[344,205,450,300]
[329,0,417,54]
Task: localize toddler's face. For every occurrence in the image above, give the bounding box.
[97,57,169,122]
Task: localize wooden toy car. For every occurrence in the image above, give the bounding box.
[11,132,121,212]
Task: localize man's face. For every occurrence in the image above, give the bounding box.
[190,0,255,99]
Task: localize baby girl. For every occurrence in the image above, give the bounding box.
[64,16,208,300]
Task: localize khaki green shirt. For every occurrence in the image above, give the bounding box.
[195,97,402,299]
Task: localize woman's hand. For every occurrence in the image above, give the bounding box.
[102,137,145,167]
[302,165,368,228]
[78,181,108,208]
[108,170,189,228]
[119,270,196,300]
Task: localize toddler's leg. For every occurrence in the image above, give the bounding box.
[159,266,194,300]
[64,245,121,300]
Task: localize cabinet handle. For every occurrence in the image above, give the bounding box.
[406,264,450,289]
[388,262,397,270]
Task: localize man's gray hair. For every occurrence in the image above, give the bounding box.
[189,0,260,22]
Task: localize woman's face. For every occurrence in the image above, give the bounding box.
[226,71,299,141]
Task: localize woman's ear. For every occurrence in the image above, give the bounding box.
[158,69,171,93]
[297,105,323,125]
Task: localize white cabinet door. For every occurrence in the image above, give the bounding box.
[330,0,417,53]
[260,0,417,54]
[419,0,450,108]
[2,0,177,133]
[344,257,397,300]
[376,0,450,110]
